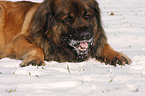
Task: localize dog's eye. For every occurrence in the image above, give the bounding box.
[84,12,91,19]
[65,17,71,22]
[63,16,73,23]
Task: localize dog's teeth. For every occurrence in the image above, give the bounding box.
[80,42,88,49]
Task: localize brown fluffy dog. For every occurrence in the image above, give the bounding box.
[0,0,131,67]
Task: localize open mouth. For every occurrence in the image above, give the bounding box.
[69,38,94,55]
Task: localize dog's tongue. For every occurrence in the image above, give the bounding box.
[78,42,88,51]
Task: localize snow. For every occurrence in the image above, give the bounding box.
[0,0,145,96]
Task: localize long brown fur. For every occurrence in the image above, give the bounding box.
[0,0,131,67]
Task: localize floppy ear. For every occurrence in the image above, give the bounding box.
[31,0,55,35]
[91,1,107,57]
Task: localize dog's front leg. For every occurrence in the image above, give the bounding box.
[99,42,132,66]
[0,35,45,67]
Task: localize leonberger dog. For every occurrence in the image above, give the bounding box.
[0,0,131,67]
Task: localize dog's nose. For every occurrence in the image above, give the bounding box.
[80,32,91,37]
[79,31,92,40]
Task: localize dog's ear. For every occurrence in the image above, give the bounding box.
[93,1,106,38]
[91,0,107,57]
[31,0,55,35]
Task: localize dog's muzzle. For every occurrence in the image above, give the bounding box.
[69,38,94,55]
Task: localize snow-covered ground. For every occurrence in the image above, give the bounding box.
[0,0,145,96]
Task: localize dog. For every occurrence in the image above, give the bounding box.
[0,0,131,67]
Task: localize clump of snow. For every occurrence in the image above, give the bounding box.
[127,84,139,92]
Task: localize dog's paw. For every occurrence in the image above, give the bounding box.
[104,53,132,66]
[20,57,45,67]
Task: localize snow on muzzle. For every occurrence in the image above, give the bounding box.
[69,38,94,55]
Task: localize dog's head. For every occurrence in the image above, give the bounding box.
[32,0,107,59]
